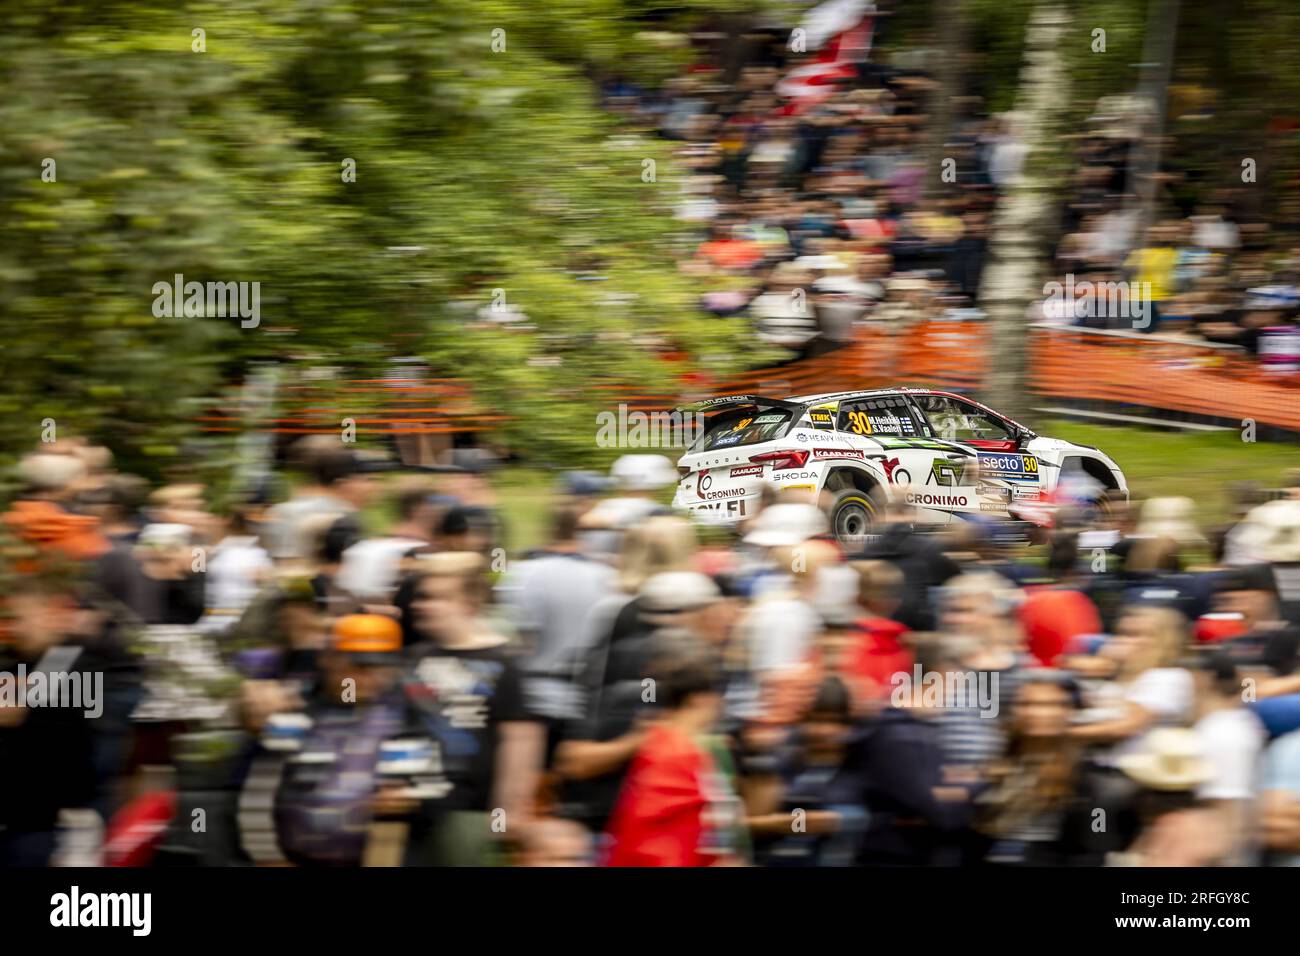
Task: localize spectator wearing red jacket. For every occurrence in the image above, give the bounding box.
[604,633,745,867]
[843,561,913,703]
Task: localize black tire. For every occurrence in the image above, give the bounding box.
[828,486,881,552]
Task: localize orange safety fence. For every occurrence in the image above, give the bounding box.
[1028,325,1300,430]
[198,321,1300,436]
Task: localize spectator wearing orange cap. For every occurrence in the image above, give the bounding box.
[270,614,418,867]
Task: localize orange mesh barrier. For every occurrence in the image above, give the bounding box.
[199,323,1300,436]
[1028,325,1300,429]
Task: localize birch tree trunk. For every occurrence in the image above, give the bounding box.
[977,2,1072,424]
[925,0,971,201]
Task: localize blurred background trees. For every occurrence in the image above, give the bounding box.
[0,0,757,478]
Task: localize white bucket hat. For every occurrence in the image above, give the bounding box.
[611,454,679,493]
[639,571,721,614]
[743,502,829,548]
[1135,497,1205,547]
[1237,498,1300,564]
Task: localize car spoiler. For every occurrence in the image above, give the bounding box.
[673,394,806,415]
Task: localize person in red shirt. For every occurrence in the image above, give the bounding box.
[842,560,913,704]
[603,633,745,867]
[1018,587,1102,667]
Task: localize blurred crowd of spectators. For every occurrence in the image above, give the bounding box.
[5,434,1300,867]
[598,31,1300,365]
[1049,112,1300,360]
[617,53,996,358]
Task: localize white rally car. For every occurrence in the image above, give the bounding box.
[673,389,1127,544]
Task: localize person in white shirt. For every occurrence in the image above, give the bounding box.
[337,476,443,605]
[201,506,272,635]
[1070,605,1193,763]
[1192,652,1266,864]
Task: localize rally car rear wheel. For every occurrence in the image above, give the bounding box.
[828,486,880,552]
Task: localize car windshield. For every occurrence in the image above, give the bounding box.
[914,394,1014,441]
[689,406,795,452]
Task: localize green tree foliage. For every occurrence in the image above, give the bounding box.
[0,0,762,477]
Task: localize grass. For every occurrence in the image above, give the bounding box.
[357,467,567,554]
[1041,418,1300,525]
[492,467,558,554]
[492,467,681,553]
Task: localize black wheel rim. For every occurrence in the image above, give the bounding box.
[835,498,872,544]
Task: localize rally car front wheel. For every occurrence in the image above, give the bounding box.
[827,486,881,552]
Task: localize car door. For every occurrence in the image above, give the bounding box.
[910,393,1042,513]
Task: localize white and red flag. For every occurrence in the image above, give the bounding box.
[776,0,876,109]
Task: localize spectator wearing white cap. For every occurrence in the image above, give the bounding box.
[732,506,838,724]
[578,456,676,556]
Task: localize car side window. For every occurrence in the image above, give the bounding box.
[914,394,1014,442]
[838,396,921,437]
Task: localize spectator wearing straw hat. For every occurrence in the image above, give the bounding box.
[1111,729,1226,866]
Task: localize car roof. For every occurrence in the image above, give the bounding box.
[786,387,928,404]
[783,387,1035,434]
